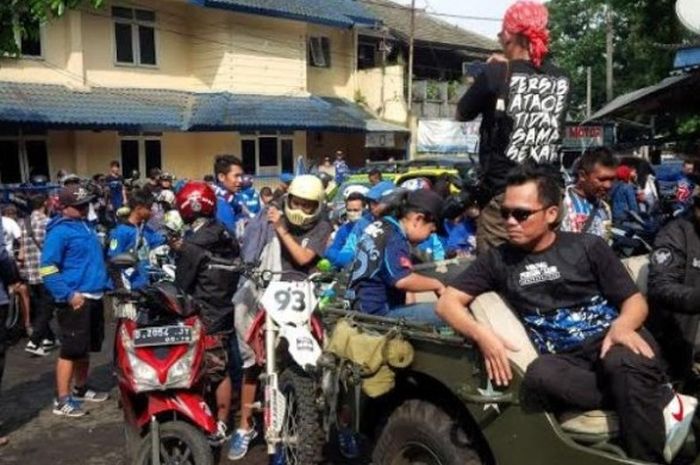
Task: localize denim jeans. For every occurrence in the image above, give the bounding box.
[384,303,445,326]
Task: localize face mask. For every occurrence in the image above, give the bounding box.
[346,210,362,222]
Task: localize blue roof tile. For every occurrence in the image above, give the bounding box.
[190,0,378,28]
[0,82,407,133]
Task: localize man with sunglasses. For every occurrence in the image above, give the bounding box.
[41,185,111,418]
[437,165,696,463]
[560,147,616,240]
[456,1,569,253]
[648,194,700,385]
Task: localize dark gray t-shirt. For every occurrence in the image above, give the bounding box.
[280,218,332,281]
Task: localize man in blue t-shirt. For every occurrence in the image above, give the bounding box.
[212,155,244,234]
[325,192,365,267]
[108,190,165,290]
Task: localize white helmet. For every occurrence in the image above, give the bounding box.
[343,184,369,199]
[158,189,175,206]
[163,209,184,235]
[285,175,325,228]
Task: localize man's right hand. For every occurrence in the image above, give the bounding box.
[473,325,518,387]
[69,292,85,311]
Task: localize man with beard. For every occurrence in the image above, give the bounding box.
[648,193,700,384]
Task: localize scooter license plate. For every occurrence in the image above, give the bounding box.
[133,326,193,347]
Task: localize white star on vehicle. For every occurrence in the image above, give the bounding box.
[477,380,501,414]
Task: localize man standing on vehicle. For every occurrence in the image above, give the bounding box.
[334,150,349,185]
[41,184,111,417]
[174,181,240,445]
[436,165,697,463]
[648,193,700,384]
[212,154,244,235]
[105,160,127,218]
[456,0,569,253]
[559,147,615,240]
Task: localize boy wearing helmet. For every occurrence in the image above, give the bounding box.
[174,181,240,444]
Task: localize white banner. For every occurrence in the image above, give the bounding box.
[417,119,480,154]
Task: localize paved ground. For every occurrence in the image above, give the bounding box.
[0,318,269,465]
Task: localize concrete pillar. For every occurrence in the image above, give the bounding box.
[65,10,86,88]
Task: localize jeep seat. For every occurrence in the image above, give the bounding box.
[468,255,649,440]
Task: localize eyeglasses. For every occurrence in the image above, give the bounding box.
[500,206,547,222]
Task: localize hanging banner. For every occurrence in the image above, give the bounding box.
[366,132,395,148]
[417,119,480,154]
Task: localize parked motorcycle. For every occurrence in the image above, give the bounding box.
[110,253,216,465]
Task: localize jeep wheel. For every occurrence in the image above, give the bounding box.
[373,400,481,465]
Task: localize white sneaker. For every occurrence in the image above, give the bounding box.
[25,341,49,357]
[663,393,697,463]
[208,420,229,446]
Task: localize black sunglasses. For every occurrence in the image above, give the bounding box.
[500,206,547,222]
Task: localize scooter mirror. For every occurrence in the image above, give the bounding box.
[111,253,138,268]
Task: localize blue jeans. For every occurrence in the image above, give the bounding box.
[384,303,445,326]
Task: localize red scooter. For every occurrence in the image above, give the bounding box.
[111,254,216,465]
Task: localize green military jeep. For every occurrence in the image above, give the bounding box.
[318,256,700,465]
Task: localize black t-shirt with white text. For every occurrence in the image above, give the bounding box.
[457,60,570,196]
[449,232,637,353]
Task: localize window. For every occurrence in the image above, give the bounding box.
[358,42,376,69]
[240,133,295,176]
[0,131,49,183]
[10,15,42,57]
[113,6,157,66]
[308,36,331,68]
[120,135,162,178]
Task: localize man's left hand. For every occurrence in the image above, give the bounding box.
[601,323,654,359]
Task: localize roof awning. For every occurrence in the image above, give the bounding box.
[0,82,408,133]
[586,72,700,122]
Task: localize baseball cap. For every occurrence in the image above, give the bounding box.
[405,189,444,222]
[280,173,294,184]
[365,181,395,202]
[58,184,94,207]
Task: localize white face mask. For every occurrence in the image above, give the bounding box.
[346,210,363,222]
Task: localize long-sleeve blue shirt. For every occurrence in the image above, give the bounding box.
[610,181,639,225]
[108,222,165,290]
[325,221,356,268]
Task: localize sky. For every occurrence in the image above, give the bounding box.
[393,0,517,40]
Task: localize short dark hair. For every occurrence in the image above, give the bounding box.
[128,189,154,210]
[30,194,48,211]
[260,186,273,197]
[346,192,365,204]
[110,160,120,168]
[368,168,381,177]
[203,174,215,183]
[506,164,562,208]
[577,147,616,174]
[214,154,243,177]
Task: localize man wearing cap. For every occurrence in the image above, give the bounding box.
[40,184,110,417]
[348,189,446,324]
[334,181,395,268]
[456,0,569,253]
[648,194,700,384]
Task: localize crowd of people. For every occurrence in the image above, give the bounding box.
[0,1,699,464]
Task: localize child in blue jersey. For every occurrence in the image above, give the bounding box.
[348,189,446,324]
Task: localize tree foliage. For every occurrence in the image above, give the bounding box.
[0,0,103,56]
[548,0,691,120]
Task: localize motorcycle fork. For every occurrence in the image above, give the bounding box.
[264,311,281,455]
[150,415,160,464]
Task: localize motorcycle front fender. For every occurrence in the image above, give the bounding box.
[137,391,217,435]
[279,325,322,369]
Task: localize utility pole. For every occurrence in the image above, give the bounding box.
[407,0,416,112]
[605,5,614,102]
[586,66,592,119]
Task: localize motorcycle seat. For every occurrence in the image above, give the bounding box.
[468,255,649,440]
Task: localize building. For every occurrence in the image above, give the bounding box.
[0,0,410,184]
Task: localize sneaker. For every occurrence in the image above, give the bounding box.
[41,339,57,351]
[52,396,86,417]
[72,386,109,403]
[337,427,361,459]
[663,393,698,463]
[208,420,230,446]
[25,341,50,357]
[227,427,258,460]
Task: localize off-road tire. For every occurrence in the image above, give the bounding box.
[279,366,325,465]
[135,420,213,465]
[372,399,482,465]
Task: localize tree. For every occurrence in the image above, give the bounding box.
[548,0,691,120]
[0,0,103,56]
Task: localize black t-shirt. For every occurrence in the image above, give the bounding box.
[457,60,570,196]
[449,232,638,353]
[280,218,333,280]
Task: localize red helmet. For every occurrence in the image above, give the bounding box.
[175,181,216,223]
